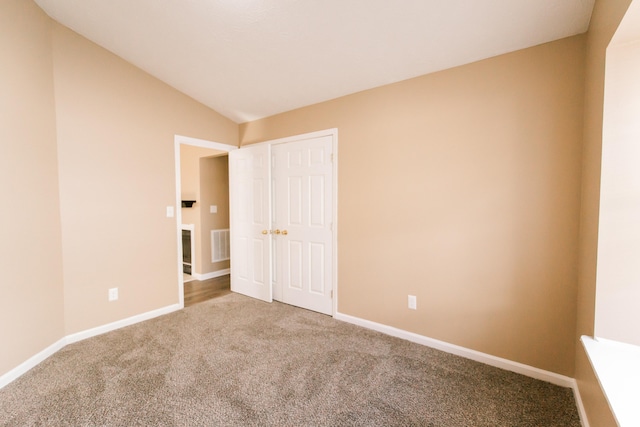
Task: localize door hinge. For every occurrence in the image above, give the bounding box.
[331,290,333,299]
[330,153,334,163]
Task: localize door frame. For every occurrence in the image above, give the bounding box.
[174,134,237,308]
[238,128,339,316]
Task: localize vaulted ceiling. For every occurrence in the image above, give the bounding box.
[34,0,595,123]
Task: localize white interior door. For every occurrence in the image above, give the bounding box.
[229,144,272,302]
[273,136,333,315]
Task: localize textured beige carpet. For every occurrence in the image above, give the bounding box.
[0,293,580,426]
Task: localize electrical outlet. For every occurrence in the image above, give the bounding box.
[408,295,417,310]
[108,287,118,301]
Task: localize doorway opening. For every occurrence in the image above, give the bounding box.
[174,135,237,308]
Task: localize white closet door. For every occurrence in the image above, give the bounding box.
[229,144,272,302]
[273,136,333,315]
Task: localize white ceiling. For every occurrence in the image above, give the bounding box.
[34,0,595,123]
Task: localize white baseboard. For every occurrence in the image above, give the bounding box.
[192,268,230,281]
[0,337,67,389]
[0,303,181,390]
[335,312,590,426]
[66,303,181,344]
[2,303,588,427]
[571,378,590,427]
[334,311,575,388]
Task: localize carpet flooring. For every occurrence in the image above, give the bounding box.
[0,293,581,426]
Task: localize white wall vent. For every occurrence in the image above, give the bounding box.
[211,229,230,262]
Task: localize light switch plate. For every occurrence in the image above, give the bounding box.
[408,295,417,310]
[166,206,174,218]
[210,205,217,213]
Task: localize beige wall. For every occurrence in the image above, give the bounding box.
[0,1,238,377]
[52,24,238,334]
[1,4,631,424]
[180,144,207,274]
[179,145,229,275]
[241,36,586,376]
[181,145,217,226]
[199,155,231,274]
[0,0,66,376]
[574,0,633,425]
[180,144,214,274]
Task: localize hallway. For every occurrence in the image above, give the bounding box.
[184,275,230,307]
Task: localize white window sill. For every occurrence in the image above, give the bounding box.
[581,336,640,427]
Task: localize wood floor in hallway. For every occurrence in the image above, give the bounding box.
[184,274,230,307]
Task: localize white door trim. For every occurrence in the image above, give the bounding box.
[175,134,238,151]
[174,135,237,308]
[241,128,338,316]
[245,128,338,147]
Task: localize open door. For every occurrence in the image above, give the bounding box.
[229,144,272,302]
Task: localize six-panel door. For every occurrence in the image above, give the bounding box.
[272,136,333,315]
[229,144,272,302]
[230,134,333,315]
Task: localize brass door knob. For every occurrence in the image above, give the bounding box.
[282,230,288,235]
[261,230,268,235]
[274,229,281,235]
